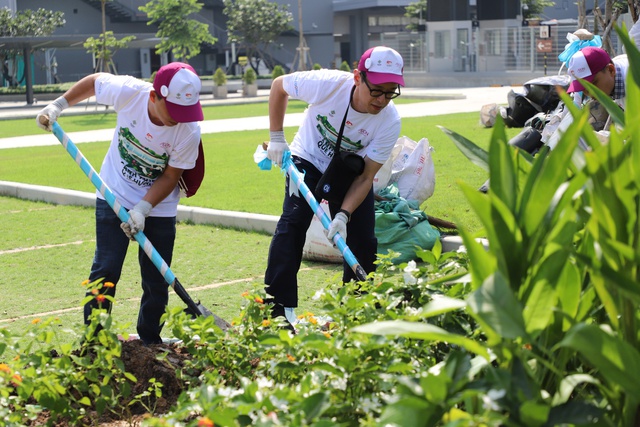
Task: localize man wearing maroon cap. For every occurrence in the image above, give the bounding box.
[566,46,628,106]
[264,46,404,328]
[36,62,203,344]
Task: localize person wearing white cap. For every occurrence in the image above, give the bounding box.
[264,46,404,329]
[35,63,204,344]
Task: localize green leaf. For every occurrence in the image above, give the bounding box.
[581,80,625,127]
[419,296,467,318]
[298,392,329,421]
[551,374,600,406]
[519,401,550,427]
[556,323,640,397]
[352,320,489,360]
[522,278,556,336]
[378,396,436,427]
[488,119,517,212]
[438,125,489,171]
[466,272,527,341]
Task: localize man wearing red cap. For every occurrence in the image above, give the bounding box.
[264,46,404,328]
[566,46,628,106]
[35,62,203,344]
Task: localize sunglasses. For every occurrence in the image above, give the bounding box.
[360,72,401,99]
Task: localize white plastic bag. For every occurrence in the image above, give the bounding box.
[302,199,342,263]
[388,137,435,204]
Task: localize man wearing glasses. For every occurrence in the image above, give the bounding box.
[264,46,404,328]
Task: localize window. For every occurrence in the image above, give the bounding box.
[434,31,450,58]
[484,30,501,56]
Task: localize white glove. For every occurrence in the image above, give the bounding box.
[267,130,289,167]
[325,211,349,242]
[35,96,69,132]
[120,200,153,240]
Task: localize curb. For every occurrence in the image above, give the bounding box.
[0,181,484,254]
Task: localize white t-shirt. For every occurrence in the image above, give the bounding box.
[94,74,201,217]
[282,69,401,173]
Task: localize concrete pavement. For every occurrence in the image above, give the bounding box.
[0,86,512,150]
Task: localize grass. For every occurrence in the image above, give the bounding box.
[0,112,521,231]
[0,104,520,342]
[1,97,425,138]
[0,196,341,339]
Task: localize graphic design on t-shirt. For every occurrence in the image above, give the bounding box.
[117,127,168,186]
[315,114,362,156]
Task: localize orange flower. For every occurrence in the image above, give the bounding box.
[241,291,249,297]
[286,354,295,362]
[31,318,41,324]
[0,363,10,374]
[11,373,22,386]
[308,316,318,325]
[523,343,532,351]
[254,297,264,304]
[96,294,106,303]
[261,319,271,327]
[323,332,331,339]
[81,279,90,286]
[91,288,99,295]
[197,417,214,427]
[103,282,115,288]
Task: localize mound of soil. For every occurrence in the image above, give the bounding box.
[28,340,197,426]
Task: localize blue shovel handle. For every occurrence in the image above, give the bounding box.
[51,122,230,329]
[281,152,368,282]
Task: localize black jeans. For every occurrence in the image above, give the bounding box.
[264,156,377,307]
[85,198,176,344]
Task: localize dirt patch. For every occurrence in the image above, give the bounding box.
[26,340,198,426]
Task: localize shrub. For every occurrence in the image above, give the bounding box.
[242,68,256,85]
[212,67,227,86]
[312,63,322,70]
[271,65,285,79]
[339,60,351,72]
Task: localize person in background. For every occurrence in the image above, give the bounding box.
[35,62,203,345]
[264,46,404,328]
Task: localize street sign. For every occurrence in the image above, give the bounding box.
[539,25,550,39]
[536,39,553,53]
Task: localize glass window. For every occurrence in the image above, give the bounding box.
[485,30,501,56]
[434,31,450,58]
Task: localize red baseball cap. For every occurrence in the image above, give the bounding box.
[566,47,612,93]
[153,62,204,122]
[357,46,405,86]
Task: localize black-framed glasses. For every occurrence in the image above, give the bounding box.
[361,72,401,99]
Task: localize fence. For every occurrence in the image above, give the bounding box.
[384,24,624,76]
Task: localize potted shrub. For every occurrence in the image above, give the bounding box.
[242,67,258,97]
[271,65,285,79]
[212,67,228,99]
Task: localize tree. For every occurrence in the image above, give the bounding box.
[576,0,637,54]
[0,8,65,86]
[404,0,427,32]
[84,32,136,74]
[521,0,555,19]
[223,0,293,72]
[139,0,217,62]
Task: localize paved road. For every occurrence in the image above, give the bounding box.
[0,86,512,150]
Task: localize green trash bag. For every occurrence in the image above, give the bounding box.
[375,185,440,263]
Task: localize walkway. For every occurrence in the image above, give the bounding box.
[0,86,512,149]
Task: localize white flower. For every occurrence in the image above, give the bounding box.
[482,388,506,411]
[403,260,419,284]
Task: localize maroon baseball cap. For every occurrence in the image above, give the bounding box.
[566,47,612,93]
[153,62,203,122]
[357,46,405,86]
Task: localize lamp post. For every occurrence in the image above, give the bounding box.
[520,1,529,27]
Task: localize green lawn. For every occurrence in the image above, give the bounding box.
[0,107,521,341]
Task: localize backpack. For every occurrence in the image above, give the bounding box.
[178,139,205,198]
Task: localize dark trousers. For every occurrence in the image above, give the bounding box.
[264,156,377,307]
[85,198,176,344]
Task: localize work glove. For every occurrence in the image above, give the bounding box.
[325,211,349,242]
[120,200,153,240]
[267,130,289,167]
[35,96,69,132]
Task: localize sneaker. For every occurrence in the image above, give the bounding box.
[268,300,297,333]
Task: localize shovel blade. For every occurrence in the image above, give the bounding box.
[184,301,232,332]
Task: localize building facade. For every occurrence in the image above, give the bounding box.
[0,0,629,87]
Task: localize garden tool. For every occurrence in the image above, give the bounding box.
[51,122,230,331]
